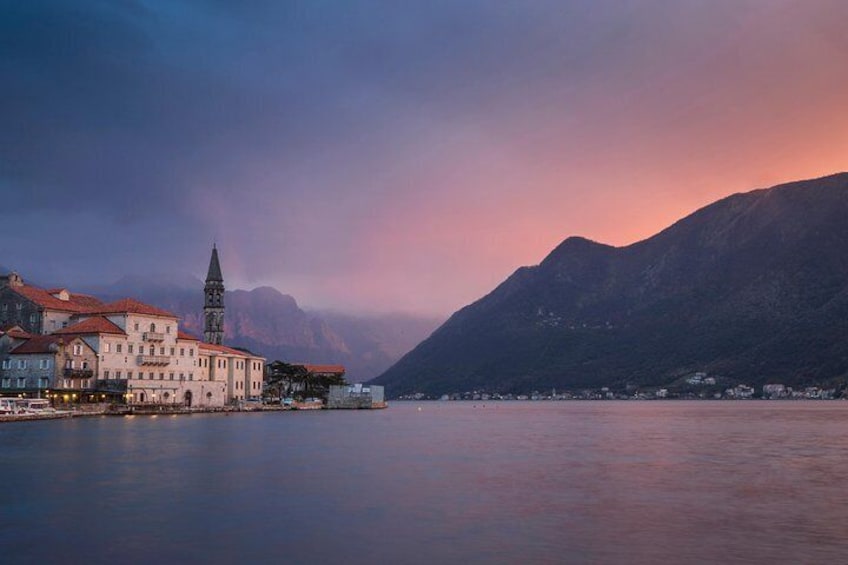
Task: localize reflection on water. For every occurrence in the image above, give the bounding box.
[2,402,848,564]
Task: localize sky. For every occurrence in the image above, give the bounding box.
[2,0,847,316]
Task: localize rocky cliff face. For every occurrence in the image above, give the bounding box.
[373,172,848,396]
[84,278,440,382]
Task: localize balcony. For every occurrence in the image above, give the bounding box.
[64,369,94,379]
[137,355,171,366]
[143,331,165,342]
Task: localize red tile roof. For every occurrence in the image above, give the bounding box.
[199,342,259,358]
[8,284,104,313]
[0,325,32,339]
[54,316,126,336]
[10,335,63,354]
[177,330,200,341]
[302,364,346,374]
[85,298,177,319]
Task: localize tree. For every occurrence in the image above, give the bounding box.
[264,361,309,400]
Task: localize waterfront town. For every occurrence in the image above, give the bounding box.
[399,372,842,402]
[0,247,384,419]
[400,384,840,402]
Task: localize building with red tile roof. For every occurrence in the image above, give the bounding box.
[198,341,265,402]
[2,333,98,395]
[302,364,346,376]
[0,272,105,335]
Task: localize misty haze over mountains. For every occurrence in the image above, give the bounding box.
[87,278,442,382]
[375,173,848,396]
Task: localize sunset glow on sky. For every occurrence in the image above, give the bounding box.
[2,1,847,315]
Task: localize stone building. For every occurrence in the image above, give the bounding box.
[200,342,265,403]
[0,272,103,334]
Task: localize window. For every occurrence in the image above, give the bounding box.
[159,347,165,355]
[128,344,134,354]
[30,313,37,323]
[18,360,27,369]
[134,323,139,331]
[17,377,26,388]
[104,371,110,379]
[116,371,122,379]
[169,373,174,381]
[104,343,111,353]
[179,373,184,380]
[188,373,193,381]
[166,326,171,334]
[189,348,194,357]
[1,378,10,388]
[180,348,185,356]
[39,359,50,369]
[159,373,164,381]
[149,346,155,355]
[73,344,82,356]
[116,344,122,353]
[150,323,156,332]
[16,303,22,310]
[127,371,133,379]
[63,379,70,388]
[149,372,154,380]
[38,377,48,388]
[1,359,10,369]
[170,347,175,356]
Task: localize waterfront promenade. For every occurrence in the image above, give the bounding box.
[0,402,294,423]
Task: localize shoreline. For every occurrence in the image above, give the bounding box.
[0,403,387,423]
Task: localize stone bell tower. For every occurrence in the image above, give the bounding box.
[204,244,225,345]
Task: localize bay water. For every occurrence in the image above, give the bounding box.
[2,401,847,564]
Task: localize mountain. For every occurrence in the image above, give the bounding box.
[83,278,441,382]
[373,172,848,397]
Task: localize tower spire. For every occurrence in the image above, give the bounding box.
[204,245,225,345]
[206,243,223,283]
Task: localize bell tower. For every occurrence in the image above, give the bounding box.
[204,244,225,345]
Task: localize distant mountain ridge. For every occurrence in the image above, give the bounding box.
[373,172,848,396]
[82,278,441,382]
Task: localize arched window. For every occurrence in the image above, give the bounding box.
[150,323,156,332]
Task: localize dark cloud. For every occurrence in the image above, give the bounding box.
[2,1,847,313]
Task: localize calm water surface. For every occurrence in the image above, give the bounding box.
[2,401,848,564]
